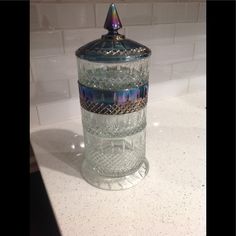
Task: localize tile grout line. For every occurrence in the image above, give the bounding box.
[30,62,34,82]
[173,22,177,44]
[169,64,174,81]
[35,105,41,126]
[30,58,38,82]
[197,2,200,23]
[67,79,72,99]
[30,52,66,60]
[192,40,196,61]
[93,3,97,28]
[61,30,66,55]
[187,41,196,92]
[36,3,42,30]
[151,2,154,26]
[186,76,191,94]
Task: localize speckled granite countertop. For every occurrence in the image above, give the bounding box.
[30,91,206,236]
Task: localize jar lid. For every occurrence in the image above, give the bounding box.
[75,3,151,63]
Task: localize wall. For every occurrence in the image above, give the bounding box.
[30,0,206,129]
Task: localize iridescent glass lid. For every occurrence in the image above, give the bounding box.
[75,3,151,63]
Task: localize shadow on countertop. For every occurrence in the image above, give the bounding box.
[30,171,62,236]
[30,129,85,179]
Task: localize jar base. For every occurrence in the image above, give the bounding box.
[81,158,149,191]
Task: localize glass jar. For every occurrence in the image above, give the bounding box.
[75,4,151,190]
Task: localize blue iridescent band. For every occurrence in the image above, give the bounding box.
[78,82,148,115]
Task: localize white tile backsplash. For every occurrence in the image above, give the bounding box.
[188,75,206,93]
[153,3,199,24]
[175,22,206,43]
[31,54,77,81]
[150,43,194,65]
[57,3,95,29]
[149,78,189,101]
[30,82,36,101]
[118,3,152,26]
[37,98,81,125]
[149,64,172,83]
[96,3,152,27]
[63,28,106,53]
[30,80,70,105]
[95,3,115,28]
[30,31,64,57]
[30,4,40,31]
[94,0,166,1]
[30,106,40,129]
[41,0,57,2]
[198,3,206,22]
[153,3,175,24]
[125,24,175,46]
[172,59,206,80]
[56,0,90,1]
[69,79,79,98]
[194,40,206,59]
[195,59,206,75]
[63,27,125,53]
[38,3,58,30]
[30,66,33,82]
[184,3,199,23]
[36,3,95,30]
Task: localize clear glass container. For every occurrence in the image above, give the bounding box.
[75,4,151,190]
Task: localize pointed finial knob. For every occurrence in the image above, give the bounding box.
[104,3,122,33]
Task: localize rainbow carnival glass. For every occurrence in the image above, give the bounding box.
[75,3,151,190]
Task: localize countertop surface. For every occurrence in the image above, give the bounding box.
[30,91,206,236]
